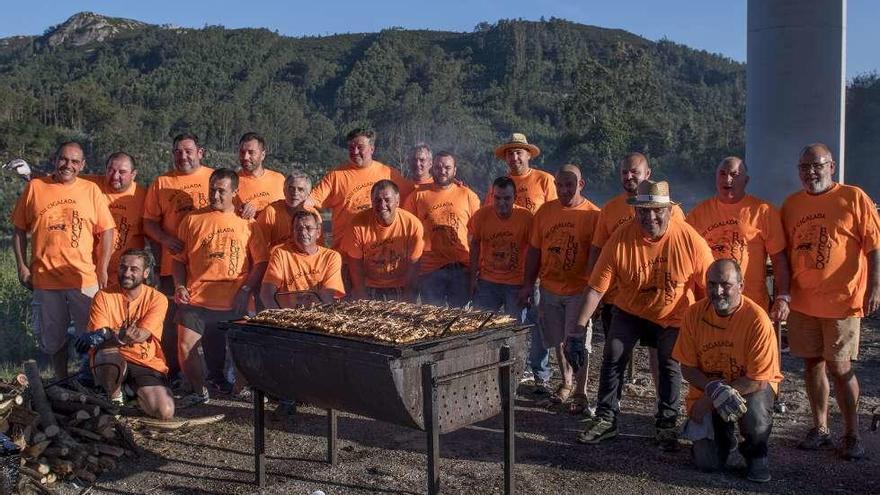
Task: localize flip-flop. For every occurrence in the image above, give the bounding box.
[548,385,573,405]
[135,413,226,431]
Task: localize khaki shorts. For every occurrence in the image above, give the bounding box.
[538,288,591,349]
[32,286,99,354]
[787,310,860,361]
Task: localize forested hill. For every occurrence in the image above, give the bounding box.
[4,11,873,231]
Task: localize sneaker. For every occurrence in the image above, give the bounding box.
[519,369,535,385]
[656,425,680,452]
[577,417,618,444]
[838,435,866,460]
[108,394,125,407]
[797,427,832,450]
[177,388,210,409]
[746,456,771,483]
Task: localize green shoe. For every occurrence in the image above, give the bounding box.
[577,417,618,444]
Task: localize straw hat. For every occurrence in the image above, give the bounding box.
[626,180,679,208]
[494,133,541,160]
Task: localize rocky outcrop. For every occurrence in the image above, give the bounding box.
[40,12,146,48]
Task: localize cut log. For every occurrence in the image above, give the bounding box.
[97,456,116,471]
[44,473,56,485]
[42,425,59,438]
[48,400,100,417]
[31,432,46,444]
[21,440,51,459]
[42,446,69,458]
[22,461,49,475]
[74,469,96,483]
[18,466,47,483]
[94,443,125,457]
[68,381,118,412]
[97,414,114,430]
[68,427,102,442]
[48,459,74,476]
[6,406,38,426]
[98,426,116,440]
[44,388,69,402]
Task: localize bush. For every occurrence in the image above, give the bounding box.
[0,246,38,365]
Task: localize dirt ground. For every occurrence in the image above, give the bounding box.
[51,318,880,495]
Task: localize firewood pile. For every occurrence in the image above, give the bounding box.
[0,360,139,494]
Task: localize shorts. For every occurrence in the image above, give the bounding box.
[538,288,591,349]
[124,361,167,391]
[787,310,860,361]
[176,306,243,336]
[32,286,99,354]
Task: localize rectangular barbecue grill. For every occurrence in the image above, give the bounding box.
[224,303,530,495]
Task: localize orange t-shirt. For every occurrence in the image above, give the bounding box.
[468,206,533,286]
[413,177,434,191]
[673,296,783,414]
[257,200,325,247]
[781,183,880,318]
[11,176,115,290]
[529,199,601,295]
[309,161,413,249]
[174,208,269,310]
[143,166,215,276]
[484,168,557,214]
[263,244,345,298]
[589,219,715,328]
[88,285,169,374]
[402,183,480,274]
[686,195,786,308]
[237,169,286,214]
[342,209,425,288]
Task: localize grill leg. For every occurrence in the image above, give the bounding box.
[500,345,515,495]
[422,362,440,495]
[254,388,266,486]
[327,408,338,466]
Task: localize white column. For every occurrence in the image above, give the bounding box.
[746,0,846,204]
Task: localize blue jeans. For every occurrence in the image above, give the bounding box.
[473,279,550,383]
[420,263,470,307]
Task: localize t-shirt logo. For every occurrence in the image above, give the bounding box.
[709,228,746,265]
[793,214,833,270]
[366,240,404,280]
[69,209,83,248]
[115,215,130,251]
[489,233,518,271]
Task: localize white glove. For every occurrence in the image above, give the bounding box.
[3,158,31,179]
[705,380,748,423]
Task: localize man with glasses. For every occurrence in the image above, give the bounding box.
[781,143,880,460]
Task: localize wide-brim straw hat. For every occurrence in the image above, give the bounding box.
[494,133,541,160]
[626,180,680,208]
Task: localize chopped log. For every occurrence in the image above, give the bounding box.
[68,381,118,412]
[43,446,69,458]
[48,459,74,476]
[42,425,59,438]
[44,388,69,402]
[6,406,37,426]
[94,443,125,457]
[44,473,56,485]
[114,422,139,454]
[74,469,96,483]
[18,478,52,495]
[98,426,116,440]
[0,397,23,415]
[21,440,51,459]
[97,456,116,471]
[68,427,102,442]
[22,461,49,475]
[67,410,91,426]
[15,374,28,387]
[97,414,114,430]
[48,400,100,417]
[18,466,47,483]
[22,362,57,433]
[31,432,46,444]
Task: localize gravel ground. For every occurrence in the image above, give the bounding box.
[52,319,880,495]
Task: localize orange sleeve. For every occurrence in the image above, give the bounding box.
[588,240,617,293]
[343,225,363,260]
[87,291,114,332]
[10,182,33,231]
[392,168,414,203]
[544,176,558,202]
[672,304,700,367]
[92,191,116,234]
[139,291,168,340]
[309,171,334,209]
[174,218,190,263]
[262,246,286,287]
[143,180,162,221]
[248,221,269,264]
[409,216,425,262]
[483,182,495,207]
[401,190,418,215]
[322,250,346,297]
[691,233,715,292]
[857,189,880,254]
[468,210,482,240]
[591,210,611,248]
[467,189,481,216]
[528,209,543,249]
[763,205,787,256]
[744,311,780,383]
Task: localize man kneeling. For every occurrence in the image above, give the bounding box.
[77,249,174,420]
[673,259,782,483]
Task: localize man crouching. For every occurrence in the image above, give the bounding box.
[76,249,174,420]
[673,259,782,483]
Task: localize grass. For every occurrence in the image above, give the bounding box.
[0,246,39,372]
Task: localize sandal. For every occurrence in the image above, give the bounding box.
[567,394,590,415]
[548,385,573,405]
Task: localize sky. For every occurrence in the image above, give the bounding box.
[1,1,877,78]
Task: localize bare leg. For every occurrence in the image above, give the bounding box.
[137,385,175,420]
[556,344,574,390]
[94,349,127,398]
[803,358,830,431]
[177,325,206,393]
[574,354,590,397]
[827,360,860,437]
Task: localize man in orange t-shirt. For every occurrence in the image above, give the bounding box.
[523,165,600,409]
[83,152,147,289]
[673,259,782,483]
[173,169,269,405]
[307,128,413,250]
[576,180,714,450]
[403,152,480,307]
[11,141,116,378]
[261,209,345,308]
[407,143,433,189]
[236,132,285,219]
[687,156,791,316]
[259,170,324,247]
[343,180,424,301]
[781,143,880,460]
[79,249,174,420]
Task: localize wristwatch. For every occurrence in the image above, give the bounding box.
[775,294,791,304]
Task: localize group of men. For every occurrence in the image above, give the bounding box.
[9,128,880,483]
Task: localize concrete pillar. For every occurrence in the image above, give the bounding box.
[746,0,846,204]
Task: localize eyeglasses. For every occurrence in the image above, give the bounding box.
[798,160,833,172]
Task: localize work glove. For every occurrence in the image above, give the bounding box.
[2,158,31,179]
[564,335,586,372]
[74,327,115,354]
[705,380,748,423]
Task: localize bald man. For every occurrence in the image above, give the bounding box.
[523,165,601,410]
[781,143,880,460]
[686,157,791,318]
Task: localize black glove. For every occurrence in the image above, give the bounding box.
[74,327,114,354]
[564,335,586,371]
